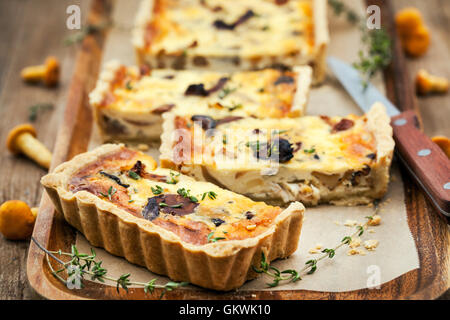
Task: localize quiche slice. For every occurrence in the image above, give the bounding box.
[89,60,312,142]
[132,0,329,83]
[41,144,304,291]
[160,103,395,206]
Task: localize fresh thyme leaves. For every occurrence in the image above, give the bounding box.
[100,186,117,200]
[328,0,392,87]
[218,86,237,99]
[159,202,183,208]
[341,236,352,245]
[28,103,54,122]
[201,191,218,201]
[252,253,301,287]
[254,214,376,287]
[305,259,318,274]
[63,20,111,46]
[354,28,391,87]
[127,170,140,180]
[207,232,226,243]
[303,147,316,154]
[151,185,164,195]
[125,80,133,90]
[31,237,188,298]
[177,188,198,202]
[167,171,180,184]
[321,248,336,258]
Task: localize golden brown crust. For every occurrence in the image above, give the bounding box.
[41,144,304,291]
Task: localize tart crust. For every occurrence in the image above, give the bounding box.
[41,144,304,291]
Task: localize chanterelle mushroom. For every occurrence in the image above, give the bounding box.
[6,123,52,169]
[0,200,37,240]
[21,56,60,87]
[416,69,449,95]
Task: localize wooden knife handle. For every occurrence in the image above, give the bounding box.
[391,110,450,216]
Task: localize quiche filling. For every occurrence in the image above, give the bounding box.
[138,0,315,62]
[68,148,283,245]
[90,61,312,142]
[160,103,394,205]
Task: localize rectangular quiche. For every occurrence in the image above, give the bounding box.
[89,60,312,142]
[160,103,395,206]
[41,144,304,291]
[133,0,329,83]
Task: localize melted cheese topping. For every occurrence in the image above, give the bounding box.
[171,113,377,175]
[145,0,314,57]
[96,65,301,118]
[68,147,282,245]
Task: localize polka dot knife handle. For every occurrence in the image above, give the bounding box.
[392,110,450,218]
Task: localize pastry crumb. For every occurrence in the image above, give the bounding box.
[344,220,358,227]
[334,220,341,226]
[347,248,366,256]
[349,237,361,248]
[368,229,376,234]
[308,243,323,254]
[364,239,379,251]
[137,143,149,151]
[368,215,381,226]
[246,224,256,231]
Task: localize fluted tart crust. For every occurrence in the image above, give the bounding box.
[41,144,304,291]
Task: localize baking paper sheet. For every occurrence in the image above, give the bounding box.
[77,0,420,293]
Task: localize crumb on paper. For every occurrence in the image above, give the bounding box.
[368,229,376,234]
[308,243,323,254]
[334,220,341,226]
[349,237,361,248]
[368,215,381,226]
[344,220,358,227]
[364,239,379,251]
[347,248,366,256]
[367,202,373,208]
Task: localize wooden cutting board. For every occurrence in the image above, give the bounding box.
[26,0,449,300]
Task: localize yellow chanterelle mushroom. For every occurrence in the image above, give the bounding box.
[0,200,37,240]
[416,69,449,95]
[21,56,60,87]
[6,123,52,169]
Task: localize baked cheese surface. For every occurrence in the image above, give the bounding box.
[166,112,377,175]
[143,0,314,58]
[92,63,307,118]
[68,147,282,245]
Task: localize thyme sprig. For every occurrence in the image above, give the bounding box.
[63,20,112,46]
[253,211,377,287]
[28,103,54,122]
[328,0,392,87]
[31,237,188,298]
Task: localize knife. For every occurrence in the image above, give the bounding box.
[327,56,450,218]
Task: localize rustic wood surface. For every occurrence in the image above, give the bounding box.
[0,0,448,300]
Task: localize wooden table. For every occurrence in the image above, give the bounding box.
[0,0,448,300]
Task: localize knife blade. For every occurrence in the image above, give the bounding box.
[327,56,450,218]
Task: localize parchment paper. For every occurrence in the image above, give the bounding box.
[77,0,420,292]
